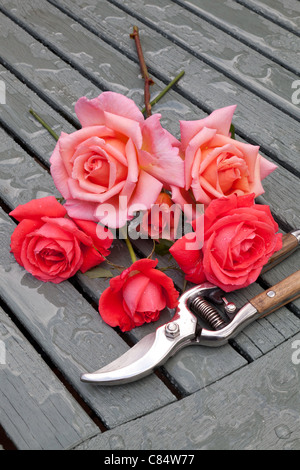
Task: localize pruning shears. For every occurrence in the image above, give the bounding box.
[81,230,300,386]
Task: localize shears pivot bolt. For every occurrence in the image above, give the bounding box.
[222,297,237,315]
[165,322,180,338]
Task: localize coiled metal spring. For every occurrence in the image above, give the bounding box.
[190,296,227,331]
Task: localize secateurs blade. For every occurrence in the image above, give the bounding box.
[81,230,300,386]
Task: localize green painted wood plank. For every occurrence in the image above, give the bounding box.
[173,0,300,74]
[234,0,300,34]
[0,307,99,450]
[74,333,300,450]
[1,0,299,174]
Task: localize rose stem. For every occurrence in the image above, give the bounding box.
[141,70,185,114]
[29,109,59,141]
[120,226,137,264]
[130,25,154,118]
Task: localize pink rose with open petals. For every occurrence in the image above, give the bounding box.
[50,92,184,228]
[172,106,277,211]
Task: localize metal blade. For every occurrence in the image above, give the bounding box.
[81,320,196,385]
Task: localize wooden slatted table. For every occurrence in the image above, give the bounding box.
[0,0,299,451]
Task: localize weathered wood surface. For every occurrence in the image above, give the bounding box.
[1,0,300,174]
[234,0,300,34]
[0,0,299,451]
[173,0,300,73]
[0,306,99,450]
[74,333,300,450]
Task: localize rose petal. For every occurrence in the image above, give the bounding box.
[76,92,145,128]
[128,170,163,216]
[99,286,135,332]
[64,199,98,222]
[184,127,217,190]
[9,197,67,222]
[139,114,185,188]
[122,273,151,315]
[10,219,43,266]
[40,217,93,246]
[260,155,278,180]
[180,105,237,151]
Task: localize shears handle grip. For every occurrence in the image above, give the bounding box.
[250,270,300,318]
[262,230,300,273]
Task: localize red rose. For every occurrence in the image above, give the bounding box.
[10,196,112,283]
[170,194,282,292]
[99,259,180,331]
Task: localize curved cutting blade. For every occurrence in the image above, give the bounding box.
[81,320,196,386]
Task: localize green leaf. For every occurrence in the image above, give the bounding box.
[154,239,174,256]
[85,266,114,279]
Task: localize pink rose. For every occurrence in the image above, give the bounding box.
[10,197,113,283]
[99,259,180,332]
[50,92,184,228]
[170,194,282,292]
[172,106,277,210]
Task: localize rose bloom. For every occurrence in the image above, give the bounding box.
[140,192,181,240]
[50,92,184,229]
[10,197,112,283]
[172,105,277,210]
[99,259,180,331]
[170,194,282,292]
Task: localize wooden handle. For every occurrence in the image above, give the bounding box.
[250,270,300,318]
[262,233,299,274]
